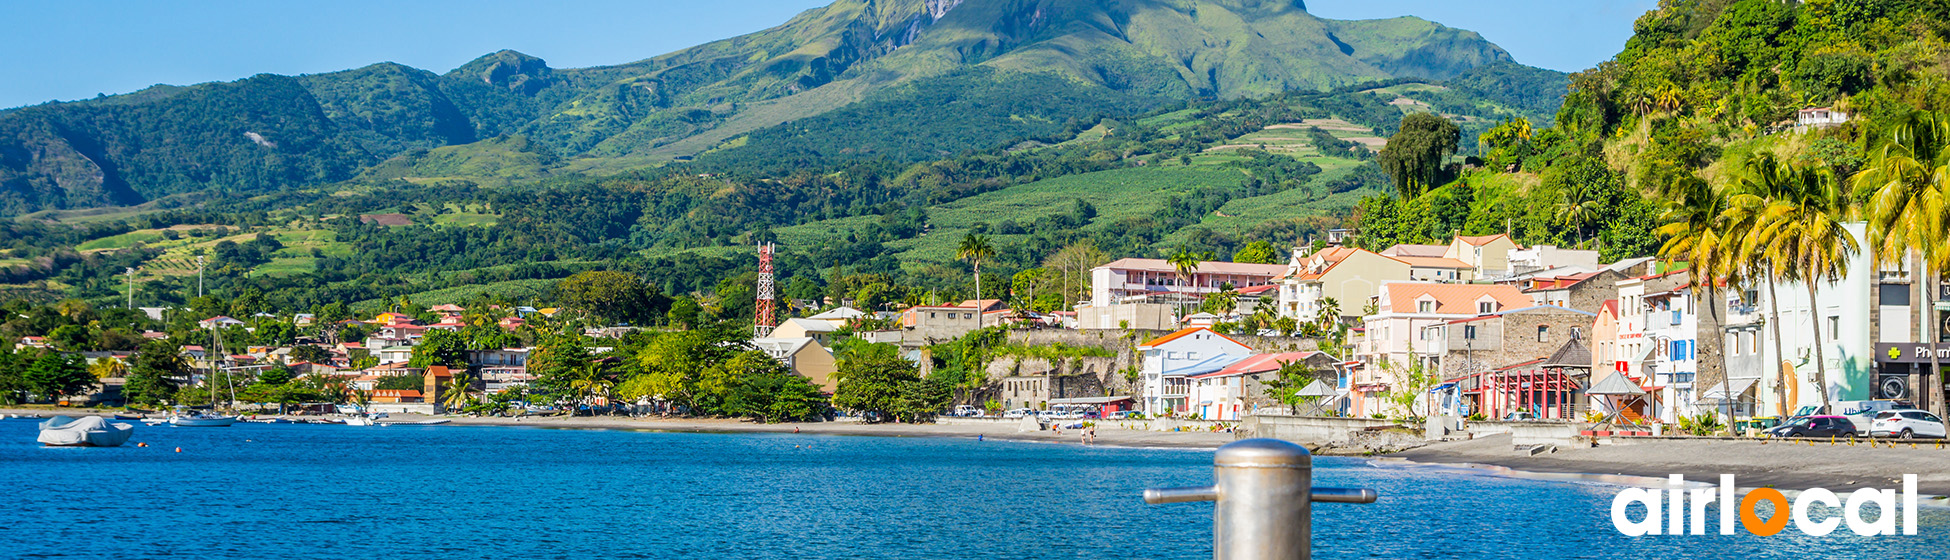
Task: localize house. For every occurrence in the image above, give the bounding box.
[807,306,867,328]
[199,316,245,329]
[1797,107,1849,128]
[428,304,466,318]
[1393,255,1477,283]
[1443,339,1591,420]
[472,348,533,391]
[1352,282,1530,416]
[751,337,838,392]
[1419,305,1596,386]
[1076,301,1176,330]
[900,304,982,345]
[1276,246,1413,322]
[366,361,423,377]
[1188,351,1340,420]
[370,389,423,403]
[1446,234,1521,279]
[1137,327,1253,415]
[1612,263,1729,423]
[498,316,526,330]
[1507,245,1601,277]
[771,318,839,345]
[17,336,49,349]
[429,317,466,332]
[1090,258,1286,309]
[293,313,316,326]
[1511,257,1653,312]
[142,331,169,340]
[370,312,414,325]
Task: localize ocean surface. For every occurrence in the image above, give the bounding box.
[3,419,1946,559]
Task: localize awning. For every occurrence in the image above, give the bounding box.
[1427,382,1456,393]
[1695,377,1760,403]
[1586,372,1646,395]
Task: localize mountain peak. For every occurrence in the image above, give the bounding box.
[450,50,552,94]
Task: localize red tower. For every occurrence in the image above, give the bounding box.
[755,242,776,337]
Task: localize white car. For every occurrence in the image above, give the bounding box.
[1870,409,1946,439]
[952,405,984,417]
[1002,409,1029,419]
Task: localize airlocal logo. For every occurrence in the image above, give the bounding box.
[1611,474,1919,536]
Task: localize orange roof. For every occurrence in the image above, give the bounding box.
[1525,272,1601,291]
[1279,247,1399,281]
[371,389,422,397]
[1382,283,1530,314]
[1380,244,1448,258]
[1194,352,1325,378]
[1139,326,1249,349]
[1392,256,1473,269]
[1456,234,1512,246]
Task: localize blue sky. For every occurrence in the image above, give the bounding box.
[0,0,1655,109]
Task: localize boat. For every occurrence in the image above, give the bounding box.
[169,409,239,427]
[112,413,145,421]
[37,416,136,447]
[378,419,450,426]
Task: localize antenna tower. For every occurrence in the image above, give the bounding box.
[755,242,776,337]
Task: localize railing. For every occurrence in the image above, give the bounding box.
[1145,439,1377,560]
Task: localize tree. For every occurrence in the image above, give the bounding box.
[1043,240,1109,310]
[833,351,934,422]
[620,324,745,415]
[48,325,92,351]
[290,344,332,364]
[1261,359,1327,414]
[555,270,668,325]
[408,328,468,369]
[440,372,477,411]
[719,351,829,423]
[23,351,96,402]
[1377,112,1460,199]
[126,341,188,406]
[1168,247,1209,317]
[1657,173,1741,424]
[1854,110,1950,418]
[1748,157,1857,413]
[528,331,593,406]
[957,234,996,329]
[1232,240,1281,264]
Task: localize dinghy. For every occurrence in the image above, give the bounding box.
[37,416,136,447]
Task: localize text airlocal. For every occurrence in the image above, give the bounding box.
[1611,474,1919,537]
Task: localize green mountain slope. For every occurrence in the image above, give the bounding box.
[0,0,1548,216]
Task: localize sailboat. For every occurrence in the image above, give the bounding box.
[172,323,241,427]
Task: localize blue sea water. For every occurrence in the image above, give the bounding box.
[2,420,1946,559]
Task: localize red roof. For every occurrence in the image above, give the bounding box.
[371,389,421,397]
[1192,352,1323,379]
[1233,284,1279,296]
[1456,234,1512,247]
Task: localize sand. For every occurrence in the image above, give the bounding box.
[1389,433,1950,494]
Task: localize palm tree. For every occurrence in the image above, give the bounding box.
[440,372,476,411]
[1854,110,1950,417]
[1748,159,1858,413]
[1167,248,1207,320]
[957,234,996,329]
[1656,174,1740,424]
[1725,152,1802,417]
[1560,181,1604,248]
[1314,297,1342,333]
[567,362,615,415]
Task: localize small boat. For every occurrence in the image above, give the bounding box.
[113,413,145,421]
[378,419,451,426]
[169,410,239,427]
[38,416,136,447]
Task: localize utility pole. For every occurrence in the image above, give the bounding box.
[196,255,206,298]
[125,267,135,309]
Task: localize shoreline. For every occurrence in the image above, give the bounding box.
[0,407,1235,450]
[1382,433,1950,495]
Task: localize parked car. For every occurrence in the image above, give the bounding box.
[1871,409,1947,439]
[1771,415,1859,438]
[952,405,984,417]
[1002,408,1032,419]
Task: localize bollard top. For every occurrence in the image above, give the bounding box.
[1213,438,1312,469]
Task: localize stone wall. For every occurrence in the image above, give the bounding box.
[1238,414,1401,444]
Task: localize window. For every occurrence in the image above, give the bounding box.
[1537,326,1550,342]
[1880,284,1912,306]
[1478,301,1495,314]
[1418,301,1435,313]
[1828,316,1841,338]
[1463,325,1478,339]
[1167,351,1180,359]
[1571,327,1583,340]
[1187,352,1200,360]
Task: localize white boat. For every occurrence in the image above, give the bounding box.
[378,419,450,426]
[169,410,239,427]
[37,416,136,447]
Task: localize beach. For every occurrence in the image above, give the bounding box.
[1387,432,1950,495]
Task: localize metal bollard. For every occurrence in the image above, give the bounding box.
[1144,438,1377,560]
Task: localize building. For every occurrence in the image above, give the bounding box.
[1137,327,1253,415]
[1611,264,1729,423]
[1447,234,1521,279]
[1275,247,1412,322]
[900,304,980,345]
[1506,245,1601,277]
[1513,259,1651,312]
[752,337,838,392]
[1797,107,1850,129]
[198,316,245,329]
[1187,351,1339,420]
[1352,282,1530,416]
[1419,305,1597,382]
[1091,258,1285,308]
[1077,302,1176,330]
[770,318,839,345]
[806,306,866,328]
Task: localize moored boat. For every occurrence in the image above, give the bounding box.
[37,416,136,447]
[169,410,239,427]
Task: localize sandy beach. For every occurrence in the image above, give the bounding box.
[1388,433,1950,495]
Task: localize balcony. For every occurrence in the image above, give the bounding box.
[1880,270,1913,283]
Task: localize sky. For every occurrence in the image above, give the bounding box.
[0,0,1656,110]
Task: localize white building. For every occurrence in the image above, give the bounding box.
[1137,327,1252,416]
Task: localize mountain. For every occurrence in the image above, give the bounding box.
[0,0,1545,216]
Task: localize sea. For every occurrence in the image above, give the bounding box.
[2,419,1946,559]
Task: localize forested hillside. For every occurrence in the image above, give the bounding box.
[0,0,1548,215]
